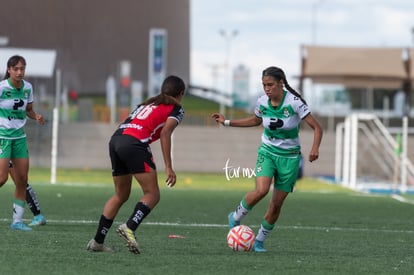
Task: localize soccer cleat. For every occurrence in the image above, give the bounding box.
[86,239,114,252]
[10,222,32,231]
[116,223,140,254]
[228,212,240,229]
[253,240,266,252]
[29,214,46,226]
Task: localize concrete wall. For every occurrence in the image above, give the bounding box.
[27,123,340,177]
[27,122,414,181]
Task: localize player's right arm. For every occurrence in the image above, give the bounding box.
[211,113,262,127]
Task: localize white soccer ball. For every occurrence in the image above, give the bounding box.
[227,225,255,251]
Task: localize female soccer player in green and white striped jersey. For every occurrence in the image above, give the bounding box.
[0,55,45,231]
[212,66,323,252]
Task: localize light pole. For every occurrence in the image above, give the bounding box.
[408,26,414,116]
[208,63,225,93]
[219,29,238,116]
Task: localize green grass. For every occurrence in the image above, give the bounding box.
[181,94,221,112]
[0,169,413,274]
[180,94,250,124]
[88,94,223,113]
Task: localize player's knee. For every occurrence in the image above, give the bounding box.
[253,188,268,200]
[246,188,268,204]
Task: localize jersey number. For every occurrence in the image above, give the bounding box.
[131,105,156,120]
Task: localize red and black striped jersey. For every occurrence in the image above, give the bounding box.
[113,103,184,144]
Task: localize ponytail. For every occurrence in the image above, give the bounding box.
[262,66,307,105]
[141,75,185,106]
[284,81,307,105]
[142,93,181,106]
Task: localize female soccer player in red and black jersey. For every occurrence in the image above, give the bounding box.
[87,75,186,254]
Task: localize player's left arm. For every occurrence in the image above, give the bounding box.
[26,102,45,125]
[160,117,179,187]
[303,113,323,162]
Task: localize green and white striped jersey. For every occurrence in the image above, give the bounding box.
[254,91,310,156]
[0,79,34,139]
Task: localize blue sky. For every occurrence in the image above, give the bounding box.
[190,0,414,96]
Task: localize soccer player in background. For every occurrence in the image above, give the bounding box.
[87,75,186,254]
[212,66,323,252]
[0,55,45,231]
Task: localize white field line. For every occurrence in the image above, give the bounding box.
[390,194,414,205]
[0,219,412,234]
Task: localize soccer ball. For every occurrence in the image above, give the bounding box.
[227,225,255,251]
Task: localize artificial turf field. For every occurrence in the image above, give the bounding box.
[0,168,413,275]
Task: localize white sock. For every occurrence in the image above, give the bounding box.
[12,200,25,224]
[233,201,250,221]
[256,224,273,242]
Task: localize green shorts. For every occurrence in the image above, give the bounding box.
[0,138,29,159]
[255,150,301,193]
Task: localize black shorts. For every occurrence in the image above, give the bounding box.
[109,134,156,176]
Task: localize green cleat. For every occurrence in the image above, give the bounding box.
[116,223,140,254]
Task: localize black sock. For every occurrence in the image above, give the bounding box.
[26,184,41,216]
[94,215,113,244]
[126,202,151,231]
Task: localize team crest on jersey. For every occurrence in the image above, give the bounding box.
[283,107,290,118]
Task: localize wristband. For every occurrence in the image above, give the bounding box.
[224,119,230,127]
